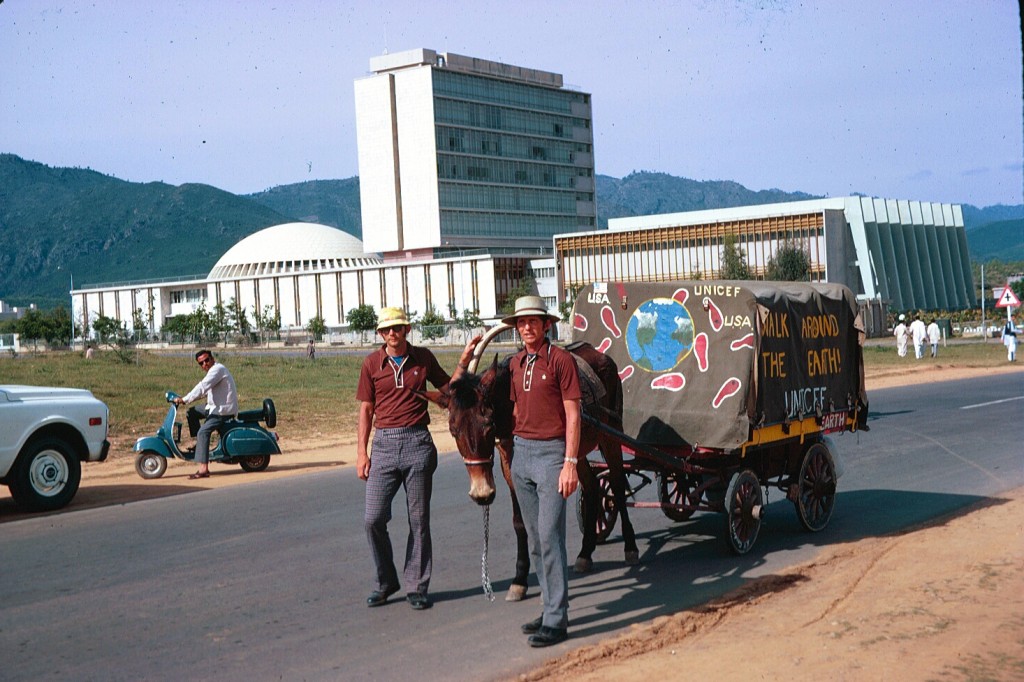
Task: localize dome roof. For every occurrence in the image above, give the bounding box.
[208,222,380,279]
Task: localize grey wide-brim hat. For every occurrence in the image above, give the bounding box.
[501,295,560,326]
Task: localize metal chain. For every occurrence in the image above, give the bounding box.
[481,506,495,602]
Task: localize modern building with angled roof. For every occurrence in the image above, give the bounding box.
[554,196,977,313]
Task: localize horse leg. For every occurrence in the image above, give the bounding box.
[602,438,639,565]
[573,451,599,573]
[497,438,529,601]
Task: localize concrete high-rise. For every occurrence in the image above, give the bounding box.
[354,48,596,259]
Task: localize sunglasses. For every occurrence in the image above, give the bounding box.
[197,356,214,366]
[380,327,405,335]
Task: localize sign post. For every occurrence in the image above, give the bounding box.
[995,282,1020,336]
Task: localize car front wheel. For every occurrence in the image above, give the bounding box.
[8,437,82,512]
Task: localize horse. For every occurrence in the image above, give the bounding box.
[428,339,639,601]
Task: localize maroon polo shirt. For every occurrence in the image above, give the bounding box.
[508,340,581,441]
[356,344,450,429]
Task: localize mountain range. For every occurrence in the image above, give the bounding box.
[1,153,1020,308]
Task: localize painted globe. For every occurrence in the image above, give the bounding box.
[625,297,695,372]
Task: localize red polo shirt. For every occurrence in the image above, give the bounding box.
[356,344,450,429]
[508,340,581,440]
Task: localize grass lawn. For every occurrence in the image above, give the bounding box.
[0,339,1011,457]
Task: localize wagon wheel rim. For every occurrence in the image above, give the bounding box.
[658,472,700,522]
[796,442,837,532]
[725,469,762,555]
[593,471,618,543]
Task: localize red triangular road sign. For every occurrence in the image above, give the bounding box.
[996,284,1021,308]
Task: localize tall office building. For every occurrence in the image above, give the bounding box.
[354,48,596,259]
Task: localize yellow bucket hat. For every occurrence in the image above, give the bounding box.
[377,307,411,330]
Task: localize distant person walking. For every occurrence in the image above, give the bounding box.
[84,345,95,360]
[894,315,909,357]
[1003,316,1018,362]
[926,319,941,358]
[307,339,316,360]
[909,315,927,359]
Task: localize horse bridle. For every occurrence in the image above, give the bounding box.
[453,321,512,468]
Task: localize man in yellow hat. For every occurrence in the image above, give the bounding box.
[356,307,479,610]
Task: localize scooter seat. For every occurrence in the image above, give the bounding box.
[236,408,264,423]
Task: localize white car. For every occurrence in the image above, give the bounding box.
[0,385,110,512]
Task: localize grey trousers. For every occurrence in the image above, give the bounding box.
[364,426,437,595]
[187,406,229,465]
[512,435,570,630]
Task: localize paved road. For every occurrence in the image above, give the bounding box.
[0,372,1020,681]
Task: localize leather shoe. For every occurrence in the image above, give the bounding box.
[528,626,568,647]
[366,587,399,607]
[407,592,432,610]
[521,616,543,634]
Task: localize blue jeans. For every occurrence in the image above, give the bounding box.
[512,435,569,630]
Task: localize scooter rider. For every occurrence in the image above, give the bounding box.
[174,350,238,479]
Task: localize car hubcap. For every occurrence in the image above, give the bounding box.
[30,451,67,497]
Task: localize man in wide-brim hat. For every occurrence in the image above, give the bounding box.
[502,295,581,647]
[356,306,480,611]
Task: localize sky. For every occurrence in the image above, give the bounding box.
[2,0,1021,208]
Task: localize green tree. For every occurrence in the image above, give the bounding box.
[558,285,581,321]
[131,308,149,341]
[418,305,446,341]
[720,234,752,280]
[92,314,125,348]
[211,302,230,344]
[347,304,378,332]
[1011,279,1024,302]
[226,297,251,336]
[500,277,537,314]
[253,304,281,345]
[36,306,72,346]
[306,315,327,341]
[457,308,483,332]
[765,241,811,281]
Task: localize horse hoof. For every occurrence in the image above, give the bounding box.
[625,551,640,565]
[573,557,593,573]
[505,584,527,602]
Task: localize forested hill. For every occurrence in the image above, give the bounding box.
[1,153,1021,307]
[0,154,292,307]
[595,172,819,225]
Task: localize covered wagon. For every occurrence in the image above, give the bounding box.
[568,280,870,553]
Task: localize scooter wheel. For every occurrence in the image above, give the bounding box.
[239,454,271,472]
[135,451,168,479]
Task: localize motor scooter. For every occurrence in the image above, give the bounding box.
[133,391,281,479]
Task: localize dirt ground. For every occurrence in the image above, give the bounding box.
[2,364,1021,681]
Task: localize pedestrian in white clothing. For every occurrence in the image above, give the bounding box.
[1003,316,1018,362]
[894,314,909,357]
[926,319,941,358]
[909,315,927,359]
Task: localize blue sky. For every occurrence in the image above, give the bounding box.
[2,0,1021,207]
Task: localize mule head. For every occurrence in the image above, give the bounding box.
[446,356,500,505]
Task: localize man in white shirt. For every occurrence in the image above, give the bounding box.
[909,315,928,360]
[926,319,941,357]
[894,314,909,357]
[174,349,238,479]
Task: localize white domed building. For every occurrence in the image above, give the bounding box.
[73,221,525,338]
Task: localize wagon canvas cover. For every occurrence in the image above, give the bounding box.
[569,280,868,450]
